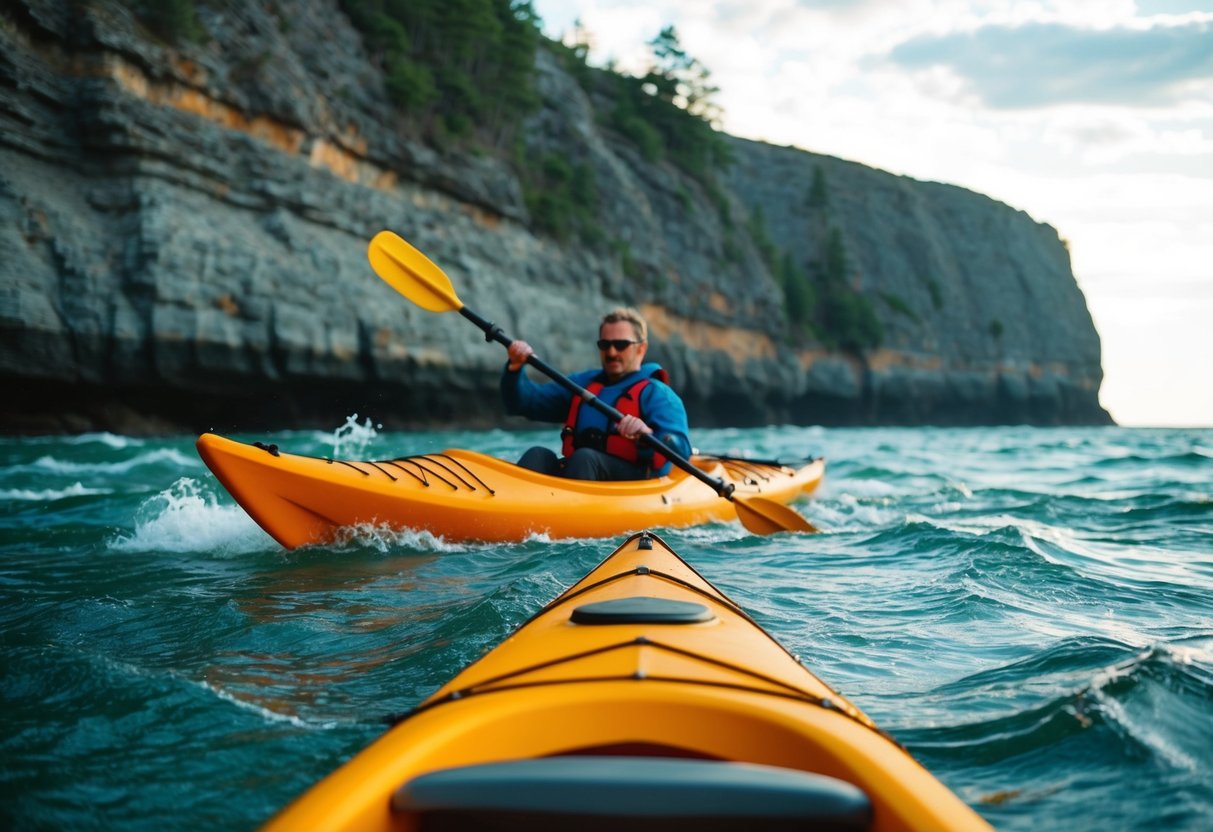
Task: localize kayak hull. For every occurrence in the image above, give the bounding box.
[196,433,824,546]
[262,532,992,832]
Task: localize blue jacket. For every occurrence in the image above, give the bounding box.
[501,361,692,477]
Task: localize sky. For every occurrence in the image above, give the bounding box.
[530,0,1213,427]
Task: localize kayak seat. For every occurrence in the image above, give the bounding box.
[570,596,715,625]
[392,756,872,831]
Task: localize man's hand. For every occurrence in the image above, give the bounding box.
[507,340,534,372]
[616,414,652,442]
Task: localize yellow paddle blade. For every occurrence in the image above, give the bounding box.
[368,230,463,313]
[733,496,819,535]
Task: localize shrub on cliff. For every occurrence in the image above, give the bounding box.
[128,0,203,43]
[555,25,730,182]
[522,154,602,244]
[818,228,882,352]
[340,0,540,144]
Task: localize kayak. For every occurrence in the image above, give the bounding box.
[262,531,991,831]
[196,433,824,547]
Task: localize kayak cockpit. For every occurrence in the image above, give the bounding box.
[392,755,872,831]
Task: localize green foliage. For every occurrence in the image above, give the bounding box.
[386,58,436,111]
[647,26,721,126]
[812,228,882,353]
[824,227,848,283]
[722,233,740,264]
[547,20,595,90]
[807,165,830,210]
[134,0,203,43]
[339,5,733,239]
[745,210,880,351]
[989,318,1004,339]
[822,291,883,353]
[781,251,815,330]
[708,184,732,228]
[925,276,944,309]
[522,154,601,244]
[339,0,540,146]
[577,26,730,180]
[878,291,919,322]
[676,186,694,212]
[747,206,778,273]
[616,240,641,281]
[614,107,665,162]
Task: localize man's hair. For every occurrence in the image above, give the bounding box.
[601,307,647,342]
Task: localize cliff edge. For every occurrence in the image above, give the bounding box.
[0,0,1110,433]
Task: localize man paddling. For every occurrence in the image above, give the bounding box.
[502,307,692,480]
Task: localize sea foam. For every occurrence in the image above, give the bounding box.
[111,477,271,555]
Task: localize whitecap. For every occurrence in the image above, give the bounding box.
[330,521,483,554]
[197,680,338,729]
[1087,648,1204,772]
[521,529,554,544]
[110,477,272,555]
[810,493,902,530]
[59,432,144,450]
[16,447,198,476]
[0,482,112,501]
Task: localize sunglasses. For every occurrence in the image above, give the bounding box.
[597,339,643,351]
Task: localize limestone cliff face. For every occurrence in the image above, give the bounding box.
[0,0,1109,434]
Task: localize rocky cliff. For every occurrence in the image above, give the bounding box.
[0,0,1110,434]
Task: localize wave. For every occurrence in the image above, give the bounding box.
[326,522,488,555]
[60,432,146,450]
[806,492,906,530]
[197,679,339,730]
[11,448,198,476]
[0,482,112,501]
[1094,450,1213,468]
[902,636,1213,773]
[16,431,145,449]
[109,478,273,556]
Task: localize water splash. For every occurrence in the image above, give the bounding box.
[110,478,271,555]
[330,413,383,459]
[329,522,475,554]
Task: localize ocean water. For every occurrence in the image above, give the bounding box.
[1,422,1211,830]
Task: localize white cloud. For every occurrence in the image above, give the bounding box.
[888,20,1213,108]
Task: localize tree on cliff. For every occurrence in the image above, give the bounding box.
[339,0,540,145]
[818,228,882,353]
[645,25,722,129]
[128,0,203,42]
[553,23,729,180]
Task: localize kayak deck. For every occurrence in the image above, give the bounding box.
[197,433,825,546]
[262,532,991,831]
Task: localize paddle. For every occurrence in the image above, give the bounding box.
[367,230,817,535]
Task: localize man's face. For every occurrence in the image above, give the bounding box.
[598,320,647,382]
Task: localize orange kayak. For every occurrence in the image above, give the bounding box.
[196,433,824,547]
[262,531,991,831]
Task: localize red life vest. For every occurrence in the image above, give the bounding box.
[561,372,670,470]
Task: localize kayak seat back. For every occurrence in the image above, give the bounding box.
[392,756,872,831]
[570,596,715,624]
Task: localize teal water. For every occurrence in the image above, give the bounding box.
[2,424,1211,829]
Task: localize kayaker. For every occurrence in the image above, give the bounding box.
[502,307,692,480]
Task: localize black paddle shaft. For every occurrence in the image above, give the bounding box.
[460,306,735,498]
